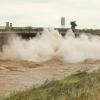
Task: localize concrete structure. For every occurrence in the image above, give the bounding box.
[61,17,65,28]
[0,22,69,51]
[0,22,100,37]
[0,22,69,39]
[6,22,9,28]
[0,22,100,51]
[10,23,12,28]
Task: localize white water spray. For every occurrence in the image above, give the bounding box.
[0,28,100,63]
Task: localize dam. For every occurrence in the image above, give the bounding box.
[0,22,100,50]
[0,22,100,38]
[0,22,69,50]
[0,22,69,38]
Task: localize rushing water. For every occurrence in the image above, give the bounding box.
[0,28,100,63]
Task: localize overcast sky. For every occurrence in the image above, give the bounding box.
[0,0,100,29]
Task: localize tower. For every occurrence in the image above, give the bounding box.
[6,22,9,28]
[10,23,12,28]
[61,17,65,28]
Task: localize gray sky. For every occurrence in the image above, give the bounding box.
[0,0,100,29]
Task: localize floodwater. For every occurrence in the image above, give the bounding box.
[0,58,100,99]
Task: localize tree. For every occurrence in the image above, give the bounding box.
[70,21,77,31]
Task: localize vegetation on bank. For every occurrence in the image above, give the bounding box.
[5,70,100,100]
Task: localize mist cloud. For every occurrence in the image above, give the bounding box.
[1,29,100,63]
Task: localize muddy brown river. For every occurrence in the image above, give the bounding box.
[0,59,100,99]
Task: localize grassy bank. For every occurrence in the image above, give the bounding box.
[5,70,100,100]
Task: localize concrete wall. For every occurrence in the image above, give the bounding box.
[0,33,8,51]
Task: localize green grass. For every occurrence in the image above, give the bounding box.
[5,70,100,100]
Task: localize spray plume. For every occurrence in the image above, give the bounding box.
[0,28,100,63]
